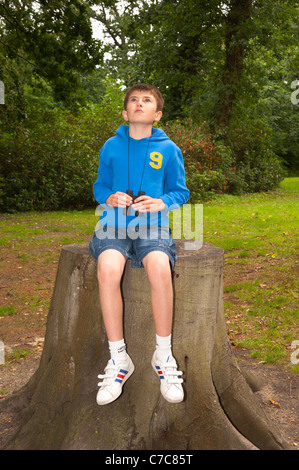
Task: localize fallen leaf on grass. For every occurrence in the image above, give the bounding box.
[269,397,281,408]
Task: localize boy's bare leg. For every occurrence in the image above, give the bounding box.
[96,249,135,406]
[97,249,127,341]
[142,251,173,336]
[142,250,184,403]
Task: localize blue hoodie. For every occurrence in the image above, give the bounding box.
[93,124,189,228]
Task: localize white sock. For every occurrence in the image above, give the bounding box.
[108,339,127,363]
[155,334,172,363]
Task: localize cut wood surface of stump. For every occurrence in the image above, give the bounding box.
[0,241,289,450]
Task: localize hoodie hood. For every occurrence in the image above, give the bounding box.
[115,124,169,143]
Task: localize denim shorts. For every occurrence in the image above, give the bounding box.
[89,226,177,269]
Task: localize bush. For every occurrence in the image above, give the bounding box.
[225,118,286,194]
[163,120,285,202]
[163,120,233,201]
[0,90,123,212]
[0,92,285,212]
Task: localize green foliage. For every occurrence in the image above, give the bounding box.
[0,0,102,104]
[100,0,298,172]
[0,80,124,212]
[0,1,295,211]
[163,120,285,202]
[0,90,285,212]
[163,121,230,201]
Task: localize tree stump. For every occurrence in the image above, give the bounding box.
[1,241,288,450]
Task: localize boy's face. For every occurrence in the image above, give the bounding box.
[122,91,162,125]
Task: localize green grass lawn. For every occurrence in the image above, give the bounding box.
[0,178,298,370]
[202,177,299,368]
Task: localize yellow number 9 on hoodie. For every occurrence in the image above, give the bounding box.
[149,152,163,170]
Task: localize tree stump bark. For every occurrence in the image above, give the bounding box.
[1,241,288,450]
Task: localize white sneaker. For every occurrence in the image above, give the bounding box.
[151,351,184,403]
[96,355,134,405]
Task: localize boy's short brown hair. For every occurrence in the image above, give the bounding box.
[123,84,164,112]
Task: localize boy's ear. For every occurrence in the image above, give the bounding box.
[154,111,162,122]
[122,109,129,121]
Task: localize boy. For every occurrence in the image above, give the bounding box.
[89,84,189,405]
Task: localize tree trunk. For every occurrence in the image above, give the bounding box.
[1,241,288,450]
[216,0,253,129]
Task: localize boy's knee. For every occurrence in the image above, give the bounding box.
[97,262,122,285]
[97,251,125,284]
[143,252,171,285]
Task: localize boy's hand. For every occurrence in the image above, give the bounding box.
[132,195,166,213]
[106,192,132,208]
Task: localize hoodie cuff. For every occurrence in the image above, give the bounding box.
[160,194,180,211]
[94,187,114,206]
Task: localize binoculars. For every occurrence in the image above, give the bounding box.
[123,190,145,216]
